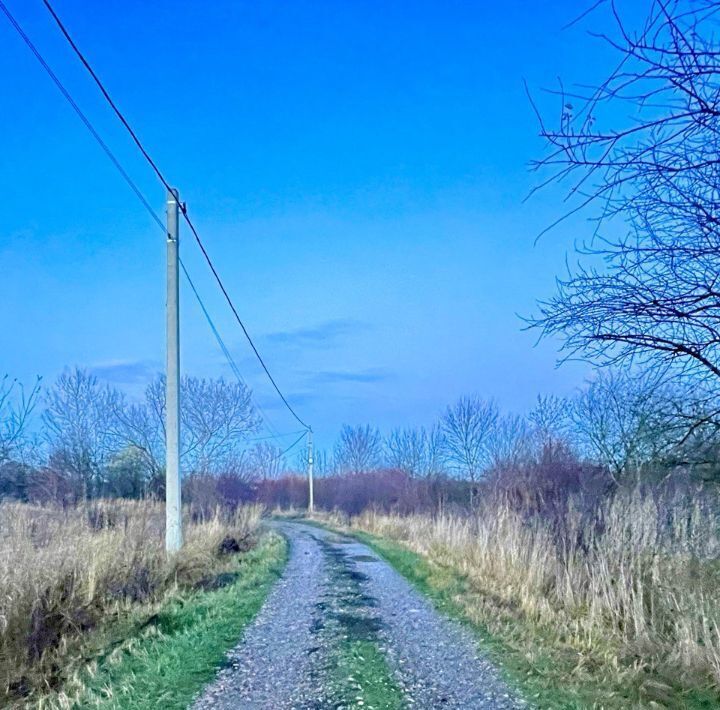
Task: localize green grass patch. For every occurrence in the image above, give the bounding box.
[331,638,406,710]
[49,531,287,710]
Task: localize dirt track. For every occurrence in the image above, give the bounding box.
[194,521,524,709]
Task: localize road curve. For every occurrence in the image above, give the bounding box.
[193,521,525,709]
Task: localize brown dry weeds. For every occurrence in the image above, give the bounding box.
[325,488,720,705]
[0,499,263,703]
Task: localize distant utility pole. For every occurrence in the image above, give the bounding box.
[166,188,182,553]
[307,428,314,514]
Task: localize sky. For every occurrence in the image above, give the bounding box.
[0,0,633,450]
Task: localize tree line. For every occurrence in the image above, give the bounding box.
[0,368,268,502]
[2,359,719,508]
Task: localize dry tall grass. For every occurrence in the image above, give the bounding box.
[0,499,263,702]
[337,488,720,703]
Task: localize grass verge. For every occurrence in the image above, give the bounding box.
[1,501,266,704]
[44,531,287,710]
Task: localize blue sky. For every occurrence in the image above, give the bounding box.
[0,1,629,448]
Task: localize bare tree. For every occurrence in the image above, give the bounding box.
[0,375,41,464]
[425,425,447,477]
[334,424,383,473]
[530,1,720,396]
[292,446,332,477]
[215,451,253,480]
[43,368,119,498]
[113,375,259,484]
[528,394,574,461]
[249,442,284,480]
[385,425,447,477]
[111,388,165,490]
[385,427,427,476]
[529,395,567,443]
[487,413,533,470]
[569,369,676,483]
[294,445,332,476]
[181,376,259,473]
[316,448,332,476]
[440,396,498,481]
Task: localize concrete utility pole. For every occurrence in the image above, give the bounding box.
[166,188,182,553]
[307,428,314,513]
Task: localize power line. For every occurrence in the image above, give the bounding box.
[41,0,173,196]
[40,0,310,431]
[0,0,165,235]
[181,211,311,430]
[182,262,308,458]
[244,431,307,443]
[274,431,308,464]
[179,257,288,443]
[194,224,310,430]
[0,0,305,443]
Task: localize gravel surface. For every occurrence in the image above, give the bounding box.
[193,521,526,709]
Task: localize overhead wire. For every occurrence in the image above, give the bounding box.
[244,431,307,444]
[0,0,165,235]
[273,431,308,465]
[179,257,290,443]
[40,0,311,431]
[182,265,296,446]
[0,0,304,448]
[40,0,175,198]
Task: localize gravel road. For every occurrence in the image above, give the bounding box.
[193,521,525,709]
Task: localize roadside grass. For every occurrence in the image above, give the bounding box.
[308,513,720,710]
[1,500,267,705]
[45,531,287,709]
